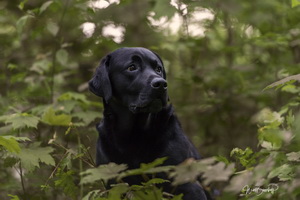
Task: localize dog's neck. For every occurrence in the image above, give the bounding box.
[103,100,156,133]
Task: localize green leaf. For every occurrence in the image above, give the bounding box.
[268,164,294,181]
[281,84,300,93]
[47,21,59,36]
[108,184,129,200]
[40,1,53,14]
[4,157,20,168]
[55,169,78,199]
[5,113,40,130]
[0,136,21,153]
[56,49,68,65]
[170,158,204,186]
[142,178,169,186]
[169,157,217,186]
[18,0,28,10]
[7,194,20,200]
[202,162,235,185]
[292,0,300,8]
[30,59,52,74]
[58,92,89,103]
[73,111,100,125]
[258,129,283,150]
[15,143,55,173]
[82,190,101,200]
[80,163,128,185]
[57,100,77,113]
[152,0,177,19]
[131,187,164,200]
[254,108,284,126]
[230,147,257,168]
[42,107,72,126]
[16,15,33,35]
[171,194,184,200]
[119,157,168,179]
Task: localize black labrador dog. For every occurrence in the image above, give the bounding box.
[89,47,208,200]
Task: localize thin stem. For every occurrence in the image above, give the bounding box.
[19,162,26,197]
[77,131,84,199]
[44,151,69,187]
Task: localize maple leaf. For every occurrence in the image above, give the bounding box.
[286,151,300,162]
[203,162,235,185]
[5,113,40,130]
[72,111,100,125]
[80,163,128,185]
[42,107,71,126]
[0,136,21,153]
[15,142,55,173]
[170,158,203,186]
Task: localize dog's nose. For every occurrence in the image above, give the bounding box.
[151,78,167,90]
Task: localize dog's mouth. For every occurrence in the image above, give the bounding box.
[129,99,163,114]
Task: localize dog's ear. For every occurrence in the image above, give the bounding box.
[89,55,112,103]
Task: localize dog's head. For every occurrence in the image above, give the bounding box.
[89,47,168,113]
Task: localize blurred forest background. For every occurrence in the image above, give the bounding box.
[1,0,300,199]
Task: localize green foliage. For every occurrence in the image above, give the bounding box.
[55,169,78,199]
[15,142,55,173]
[0,136,24,153]
[1,0,300,199]
[4,113,40,130]
[80,163,128,185]
[7,194,20,200]
[292,0,300,8]
[42,107,72,126]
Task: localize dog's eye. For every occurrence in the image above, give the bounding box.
[127,65,137,72]
[155,66,162,74]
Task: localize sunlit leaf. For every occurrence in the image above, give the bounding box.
[58,92,89,103]
[42,107,72,126]
[7,194,20,200]
[292,0,300,8]
[258,129,283,150]
[18,0,28,10]
[0,136,21,153]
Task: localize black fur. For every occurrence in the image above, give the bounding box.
[89,47,208,200]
